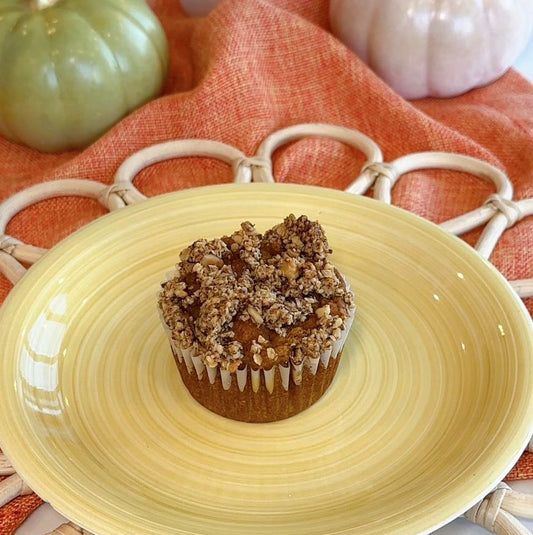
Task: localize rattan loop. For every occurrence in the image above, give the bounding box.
[0,179,108,232]
[113,139,250,197]
[362,162,400,204]
[0,473,32,508]
[97,184,134,210]
[512,279,533,299]
[486,194,526,228]
[465,483,510,531]
[390,152,512,196]
[0,234,22,255]
[0,235,30,284]
[254,122,383,188]
[46,522,92,535]
[475,196,533,259]
[0,250,26,284]
[382,151,513,236]
[0,453,14,476]
[0,179,111,281]
[361,161,398,183]
[232,156,272,183]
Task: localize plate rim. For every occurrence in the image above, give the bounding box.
[1,182,533,534]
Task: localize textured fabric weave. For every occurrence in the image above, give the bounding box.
[0,473,41,535]
[0,1,532,531]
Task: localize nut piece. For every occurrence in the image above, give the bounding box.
[200,254,224,267]
[266,347,277,361]
[291,235,304,248]
[316,304,331,319]
[247,306,264,326]
[173,282,188,298]
[231,233,243,244]
[179,246,191,262]
[280,257,299,280]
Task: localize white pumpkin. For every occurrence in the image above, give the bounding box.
[180,0,222,17]
[330,0,533,99]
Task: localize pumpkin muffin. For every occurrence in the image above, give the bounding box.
[158,214,355,422]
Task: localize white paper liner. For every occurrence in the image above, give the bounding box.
[344,305,356,332]
[191,355,205,379]
[172,341,183,363]
[159,298,356,394]
[291,362,304,386]
[279,364,290,391]
[320,347,332,368]
[251,368,261,393]
[206,365,217,384]
[263,368,275,394]
[331,336,344,359]
[181,346,195,373]
[220,369,232,390]
[305,356,320,375]
[158,306,184,363]
[332,306,356,359]
[237,366,248,392]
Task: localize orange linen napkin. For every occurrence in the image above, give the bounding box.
[0,474,42,535]
[0,1,532,532]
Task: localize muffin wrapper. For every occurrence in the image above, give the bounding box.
[158,279,356,422]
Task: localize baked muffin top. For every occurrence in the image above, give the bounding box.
[158,215,354,372]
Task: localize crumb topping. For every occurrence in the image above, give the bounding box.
[158,215,354,371]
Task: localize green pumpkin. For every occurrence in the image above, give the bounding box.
[0,0,168,152]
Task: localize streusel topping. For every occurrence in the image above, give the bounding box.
[158,215,354,372]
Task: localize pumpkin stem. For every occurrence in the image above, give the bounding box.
[30,0,59,9]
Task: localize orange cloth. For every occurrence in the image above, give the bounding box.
[0,1,532,531]
[0,474,42,535]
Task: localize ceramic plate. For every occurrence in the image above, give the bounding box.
[1,184,533,535]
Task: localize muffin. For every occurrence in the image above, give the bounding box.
[158,214,356,422]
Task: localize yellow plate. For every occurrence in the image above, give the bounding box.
[1,184,533,535]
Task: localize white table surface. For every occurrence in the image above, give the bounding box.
[13,31,533,535]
